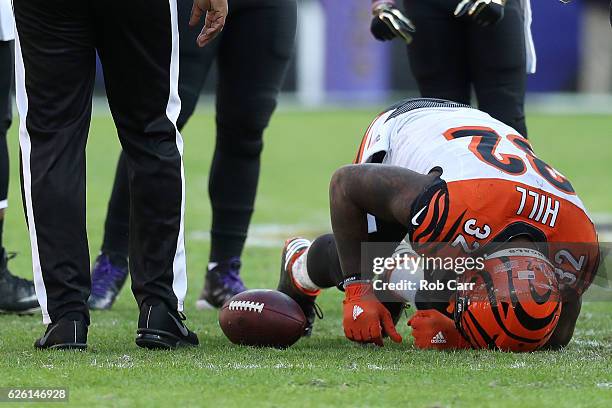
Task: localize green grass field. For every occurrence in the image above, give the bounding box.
[1,108,611,407]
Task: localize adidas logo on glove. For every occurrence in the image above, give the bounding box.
[352,305,364,320]
[431,331,447,344]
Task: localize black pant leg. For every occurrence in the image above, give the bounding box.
[0,40,12,211]
[99,0,218,260]
[95,0,186,311]
[403,0,471,104]
[210,0,297,262]
[469,0,527,136]
[13,0,96,324]
[176,0,219,129]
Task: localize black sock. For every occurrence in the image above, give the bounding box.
[306,234,344,289]
[101,153,130,260]
[106,251,128,269]
[0,218,4,250]
[208,122,263,263]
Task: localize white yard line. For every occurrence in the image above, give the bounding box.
[190,222,330,248]
[190,213,612,249]
[593,213,612,242]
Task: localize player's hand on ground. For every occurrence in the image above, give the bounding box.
[370,1,415,44]
[408,309,470,350]
[190,0,228,47]
[454,0,505,27]
[342,281,402,346]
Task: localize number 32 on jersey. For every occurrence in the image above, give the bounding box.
[443,127,575,195]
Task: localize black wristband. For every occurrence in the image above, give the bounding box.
[341,274,370,289]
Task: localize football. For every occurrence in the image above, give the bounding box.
[219,289,306,348]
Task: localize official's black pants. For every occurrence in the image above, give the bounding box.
[403,0,528,136]
[101,0,297,264]
[13,0,187,324]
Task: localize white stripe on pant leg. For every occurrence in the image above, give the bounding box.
[523,0,536,74]
[13,28,50,324]
[166,0,186,312]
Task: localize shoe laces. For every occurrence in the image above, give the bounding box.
[90,255,127,298]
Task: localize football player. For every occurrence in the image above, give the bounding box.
[277,98,599,350]
[370,0,531,138]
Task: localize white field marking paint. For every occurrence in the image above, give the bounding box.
[190,223,329,248]
[186,362,399,371]
[593,213,612,241]
[593,217,612,241]
[190,215,612,247]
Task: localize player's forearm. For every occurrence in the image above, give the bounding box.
[329,164,432,279]
[329,166,369,280]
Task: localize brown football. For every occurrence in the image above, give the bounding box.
[219,289,306,348]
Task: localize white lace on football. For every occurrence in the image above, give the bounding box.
[228,300,265,313]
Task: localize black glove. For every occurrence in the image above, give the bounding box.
[370,2,415,44]
[454,0,505,27]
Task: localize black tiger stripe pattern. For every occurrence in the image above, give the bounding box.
[476,269,542,345]
[408,178,468,256]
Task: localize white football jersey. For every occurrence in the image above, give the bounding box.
[357,99,585,212]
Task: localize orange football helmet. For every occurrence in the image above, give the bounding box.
[454,247,562,352]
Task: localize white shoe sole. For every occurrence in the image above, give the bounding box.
[195,299,217,310]
[0,306,40,315]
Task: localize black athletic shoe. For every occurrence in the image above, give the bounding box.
[0,249,39,315]
[195,257,247,310]
[34,318,88,350]
[135,300,199,350]
[277,237,322,337]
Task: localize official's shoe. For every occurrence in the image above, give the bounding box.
[0,249,39,315]
[195,257,247,310]
[88,253,128,310]
[277,238,322,337]
[135,300,199,350]
[34,317,88,350]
